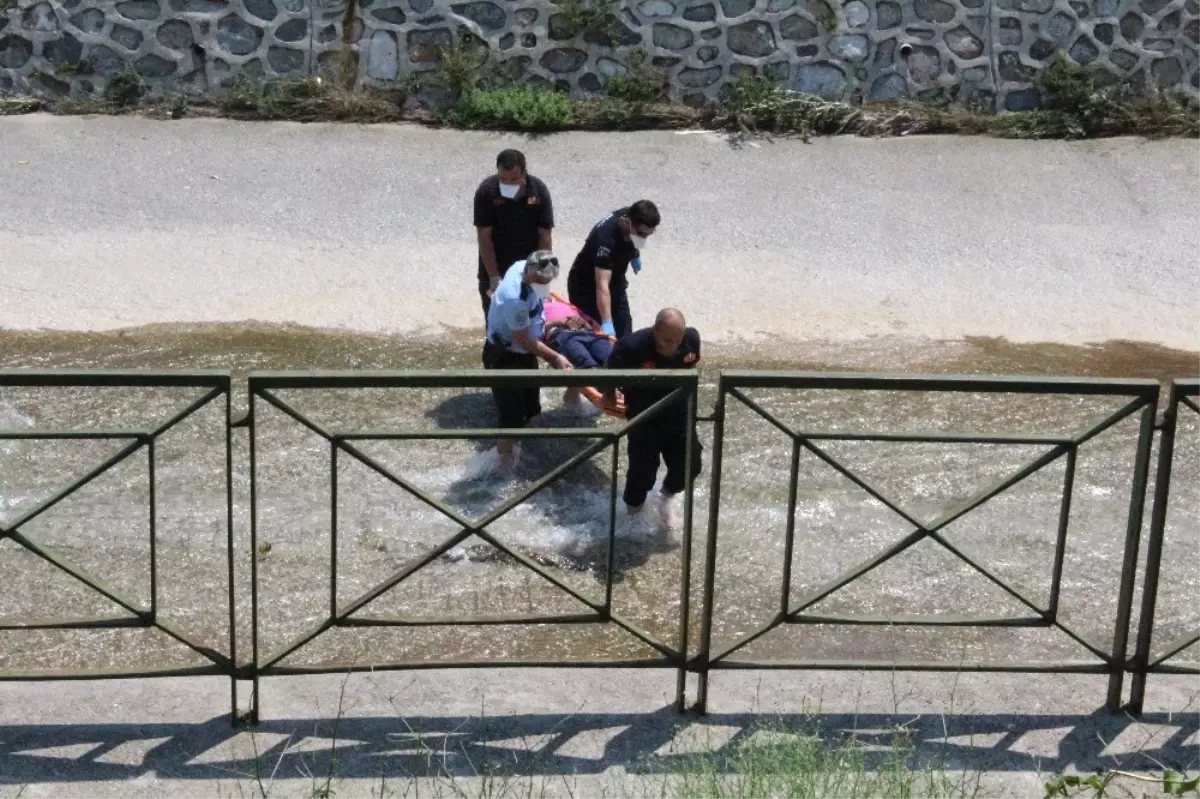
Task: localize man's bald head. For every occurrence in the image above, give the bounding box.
[654,307,686,332]
[652,308,687,357]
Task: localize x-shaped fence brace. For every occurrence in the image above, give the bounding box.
[694,373,1160,713]
[1129,379,1200,714]
[0,372,234,682]
[243,371,700,718]
[3,370,1189,721]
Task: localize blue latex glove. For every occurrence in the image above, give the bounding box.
[631,256,642,275]
[600,320,617,337]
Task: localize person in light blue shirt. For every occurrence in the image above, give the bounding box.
[483,250,572,473]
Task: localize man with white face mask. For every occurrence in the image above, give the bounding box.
[473,149,555,321]
[483,250,572,473]
[567,200,659,340]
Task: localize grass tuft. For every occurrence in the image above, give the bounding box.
[214,75,408,123]
[665,722,981,799]
[0,97,44,116]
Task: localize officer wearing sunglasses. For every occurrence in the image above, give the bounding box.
[483,251,572,473]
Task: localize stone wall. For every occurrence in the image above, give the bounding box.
[1,0,1197,111]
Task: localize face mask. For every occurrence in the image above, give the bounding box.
[499,182,520,199]
[532,282,551,300]
[630,234,647,250]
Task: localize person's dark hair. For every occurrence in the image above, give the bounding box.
[496,149,527,172]
[628,200,660,229]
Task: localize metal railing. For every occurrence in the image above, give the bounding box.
[693,372,1161,713]
[1129,379,1200,713]
[2,368,1197,723]
[242,370,699,723]
[0,371,236,714]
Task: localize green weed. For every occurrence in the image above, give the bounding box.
[550,0,622,45]
[442,84,574,131]
[604,50,666,103]
[665,723,980,799]
[990,54,1199,139]
[103,70,146,107]
[1045,768,1200,798]
[433,29,491,102]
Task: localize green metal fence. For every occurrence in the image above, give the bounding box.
[0,371,237,715]
[1129,379,1200,713]
[693,372,1161,714]
[242,370,699,723]
[3,368,1198,722]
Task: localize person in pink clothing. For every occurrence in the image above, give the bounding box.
[541,296,618,413]
[543,298,614,370]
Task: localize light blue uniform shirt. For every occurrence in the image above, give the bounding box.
[486,261,545,354]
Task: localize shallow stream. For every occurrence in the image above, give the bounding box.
[1,325,1196,675]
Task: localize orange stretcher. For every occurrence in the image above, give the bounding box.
[547,292,626,420]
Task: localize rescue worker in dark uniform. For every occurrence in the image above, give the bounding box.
[605,307,702,531]
[566,200,660,340]
[473,149,554,320]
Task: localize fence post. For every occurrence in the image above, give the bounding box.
[1106,398,1158,712]
[1128,384,1180,714]
[226,388,241,725]
[247,388,262,724]
[674,386,698,712]
[694,380,726,714]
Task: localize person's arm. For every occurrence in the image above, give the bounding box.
[537,183,554,251]
[595,268,614,333]
[473,184,501,289]
[513,328,571,369]
[602,336,632,402]
[477,228,500,288]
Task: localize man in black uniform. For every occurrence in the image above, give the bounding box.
[605,307,701,531]
[566,200,659,340]
[473,149,554,319]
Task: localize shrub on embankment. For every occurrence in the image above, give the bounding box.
[3,53,1195,139]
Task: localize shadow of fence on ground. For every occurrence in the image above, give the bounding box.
[0,707,1196,785]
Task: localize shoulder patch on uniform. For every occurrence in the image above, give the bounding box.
[596,246,611,259]
[527,195,540,205]
[516,310,529,325]
[683,353,698,364]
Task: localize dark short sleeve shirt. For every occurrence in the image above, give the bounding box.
[474,175,554,280]
[566,208,639,306]
[605,326,701,429]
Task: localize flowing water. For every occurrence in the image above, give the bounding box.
[0,325,1196,675]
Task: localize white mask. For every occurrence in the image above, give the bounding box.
[499,182,520,199]
[532,282,551,300]
[630,234,647,250]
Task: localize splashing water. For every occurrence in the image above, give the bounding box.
[0,325,1195,672]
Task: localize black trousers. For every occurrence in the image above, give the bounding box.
[624,427,703,508]
[569,287,633,340]
[482,341,541,428]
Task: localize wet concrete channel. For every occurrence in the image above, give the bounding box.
[0,324,1196,680]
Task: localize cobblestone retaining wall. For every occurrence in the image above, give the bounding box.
[2,0,1197,111]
